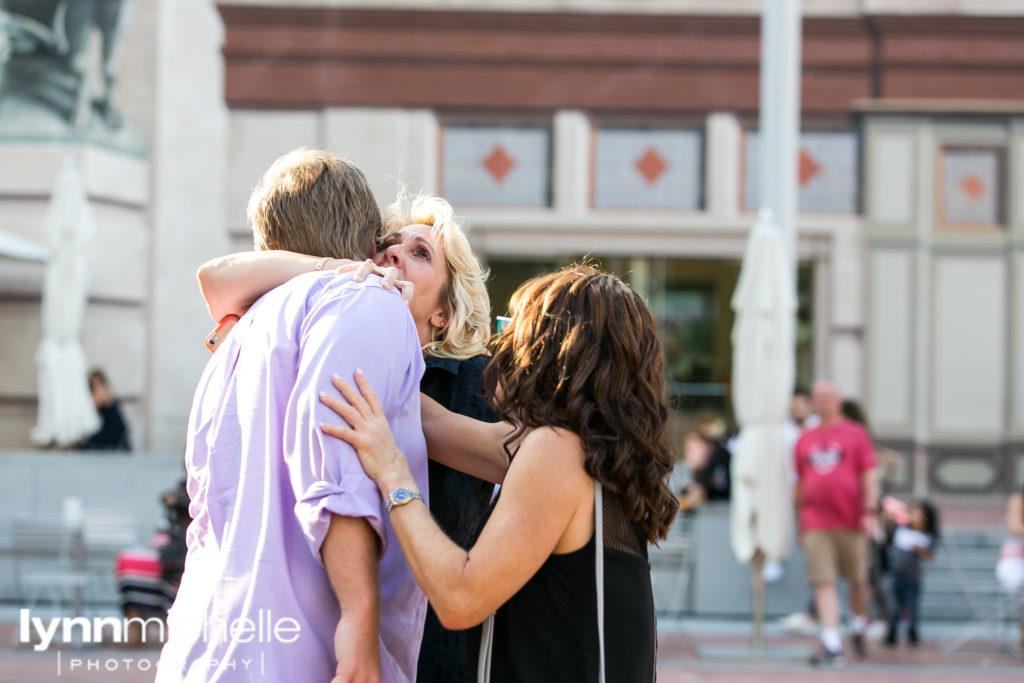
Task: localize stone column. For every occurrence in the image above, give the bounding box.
[145,0,229,453]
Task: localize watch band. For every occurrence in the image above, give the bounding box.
[314,256,331,272]
[386,488,424,514]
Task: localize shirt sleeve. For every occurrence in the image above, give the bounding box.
[856,425,878,473]
[793,434,806,479]
[283,280,422,566]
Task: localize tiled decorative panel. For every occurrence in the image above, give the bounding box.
[441,124,551,206]
[941,147,1002,226]
[593,127,703,209]
[744,130,859,213]
[929,448,1006,494]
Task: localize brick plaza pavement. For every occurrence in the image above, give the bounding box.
[656,628,1023,682]
[1,617,1021,682]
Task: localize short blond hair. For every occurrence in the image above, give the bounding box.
[382,193,490,359]
[248,149,380,260]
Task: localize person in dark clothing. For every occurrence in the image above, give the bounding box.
[884,499,940,647]
[116,478,191,645]
[694,438,731,501]
[418,354,498,682]
[80,369,131,450]
[678,430,731,511]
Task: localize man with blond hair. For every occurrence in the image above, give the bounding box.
[158,150,428,682]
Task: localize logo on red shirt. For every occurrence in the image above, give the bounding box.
[807,442,843,475]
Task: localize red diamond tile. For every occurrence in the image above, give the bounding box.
[798,149,821,186]
[483,145,515,183]
[635,148,667,185]
[961,174,985,199]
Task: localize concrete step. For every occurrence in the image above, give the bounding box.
[920,577,1003,594]
[940,529,1006,546]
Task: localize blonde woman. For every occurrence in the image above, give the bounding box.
[198,192,503,682]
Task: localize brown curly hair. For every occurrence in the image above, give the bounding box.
[483,265,679,543]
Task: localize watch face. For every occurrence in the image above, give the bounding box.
[393,489,409,503]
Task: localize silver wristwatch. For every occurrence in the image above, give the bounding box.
[385,487,424,514]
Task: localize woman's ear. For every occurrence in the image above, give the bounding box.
[429,309,449,331]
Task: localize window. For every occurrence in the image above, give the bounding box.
[744,130,860,213]
[938,146,1004,231]
[441,123,551,207]
[593,126,703,209]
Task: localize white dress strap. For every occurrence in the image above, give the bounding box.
[477,612,495,683]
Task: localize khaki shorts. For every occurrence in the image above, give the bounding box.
[802,529,868,585]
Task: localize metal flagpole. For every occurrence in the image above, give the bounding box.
[752,0,802,653]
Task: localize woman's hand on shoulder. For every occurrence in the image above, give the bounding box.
[337,259,414,306]
[319,370,410,487]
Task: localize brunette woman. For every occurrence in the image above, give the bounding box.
[321,266,678,681]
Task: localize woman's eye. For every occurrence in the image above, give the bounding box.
[414,247,430,260]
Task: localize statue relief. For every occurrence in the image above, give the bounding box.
[0,0,143,151]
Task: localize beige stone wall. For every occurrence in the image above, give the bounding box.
[862,109,1024,495]
[145,0,231,454]
[0,145,150,449]
[0,0,229,455]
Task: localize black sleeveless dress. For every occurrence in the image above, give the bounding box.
[418,354,498,683]
[468,490,657,682]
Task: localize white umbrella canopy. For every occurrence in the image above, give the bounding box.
[729,210,796,564]
[30,157,100,447]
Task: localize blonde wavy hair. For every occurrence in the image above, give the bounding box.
[382,193,491,360]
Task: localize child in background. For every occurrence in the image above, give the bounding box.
[884,499,940,647]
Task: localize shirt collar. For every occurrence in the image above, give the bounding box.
[424,355,461,375]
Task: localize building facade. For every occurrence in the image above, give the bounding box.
[1,0,1022,499]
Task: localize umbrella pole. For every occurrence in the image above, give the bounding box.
[752,549,765,653]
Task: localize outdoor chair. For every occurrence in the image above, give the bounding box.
[10,516,91,610]
[8,516,93,647]
[653,511,697,616]
[939,530,1022,657]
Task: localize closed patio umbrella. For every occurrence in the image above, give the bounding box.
[729,209,796,652]
[30,157,99,447]
[730,209,796,566]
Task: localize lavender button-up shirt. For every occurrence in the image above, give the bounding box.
[157,273,428,683]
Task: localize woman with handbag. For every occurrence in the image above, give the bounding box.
[320,265,679,682]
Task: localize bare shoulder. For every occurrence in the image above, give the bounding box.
[500,427,593,546]
[508,427,588,478]
[521,427,585,459]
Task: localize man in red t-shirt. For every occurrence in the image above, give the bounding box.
[795,378,878,668]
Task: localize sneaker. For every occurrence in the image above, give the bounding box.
[851,632,867,658]
[907,627,919,647]
[809,645,846,669]
[866,619,888,642]
[778,611,817,637]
